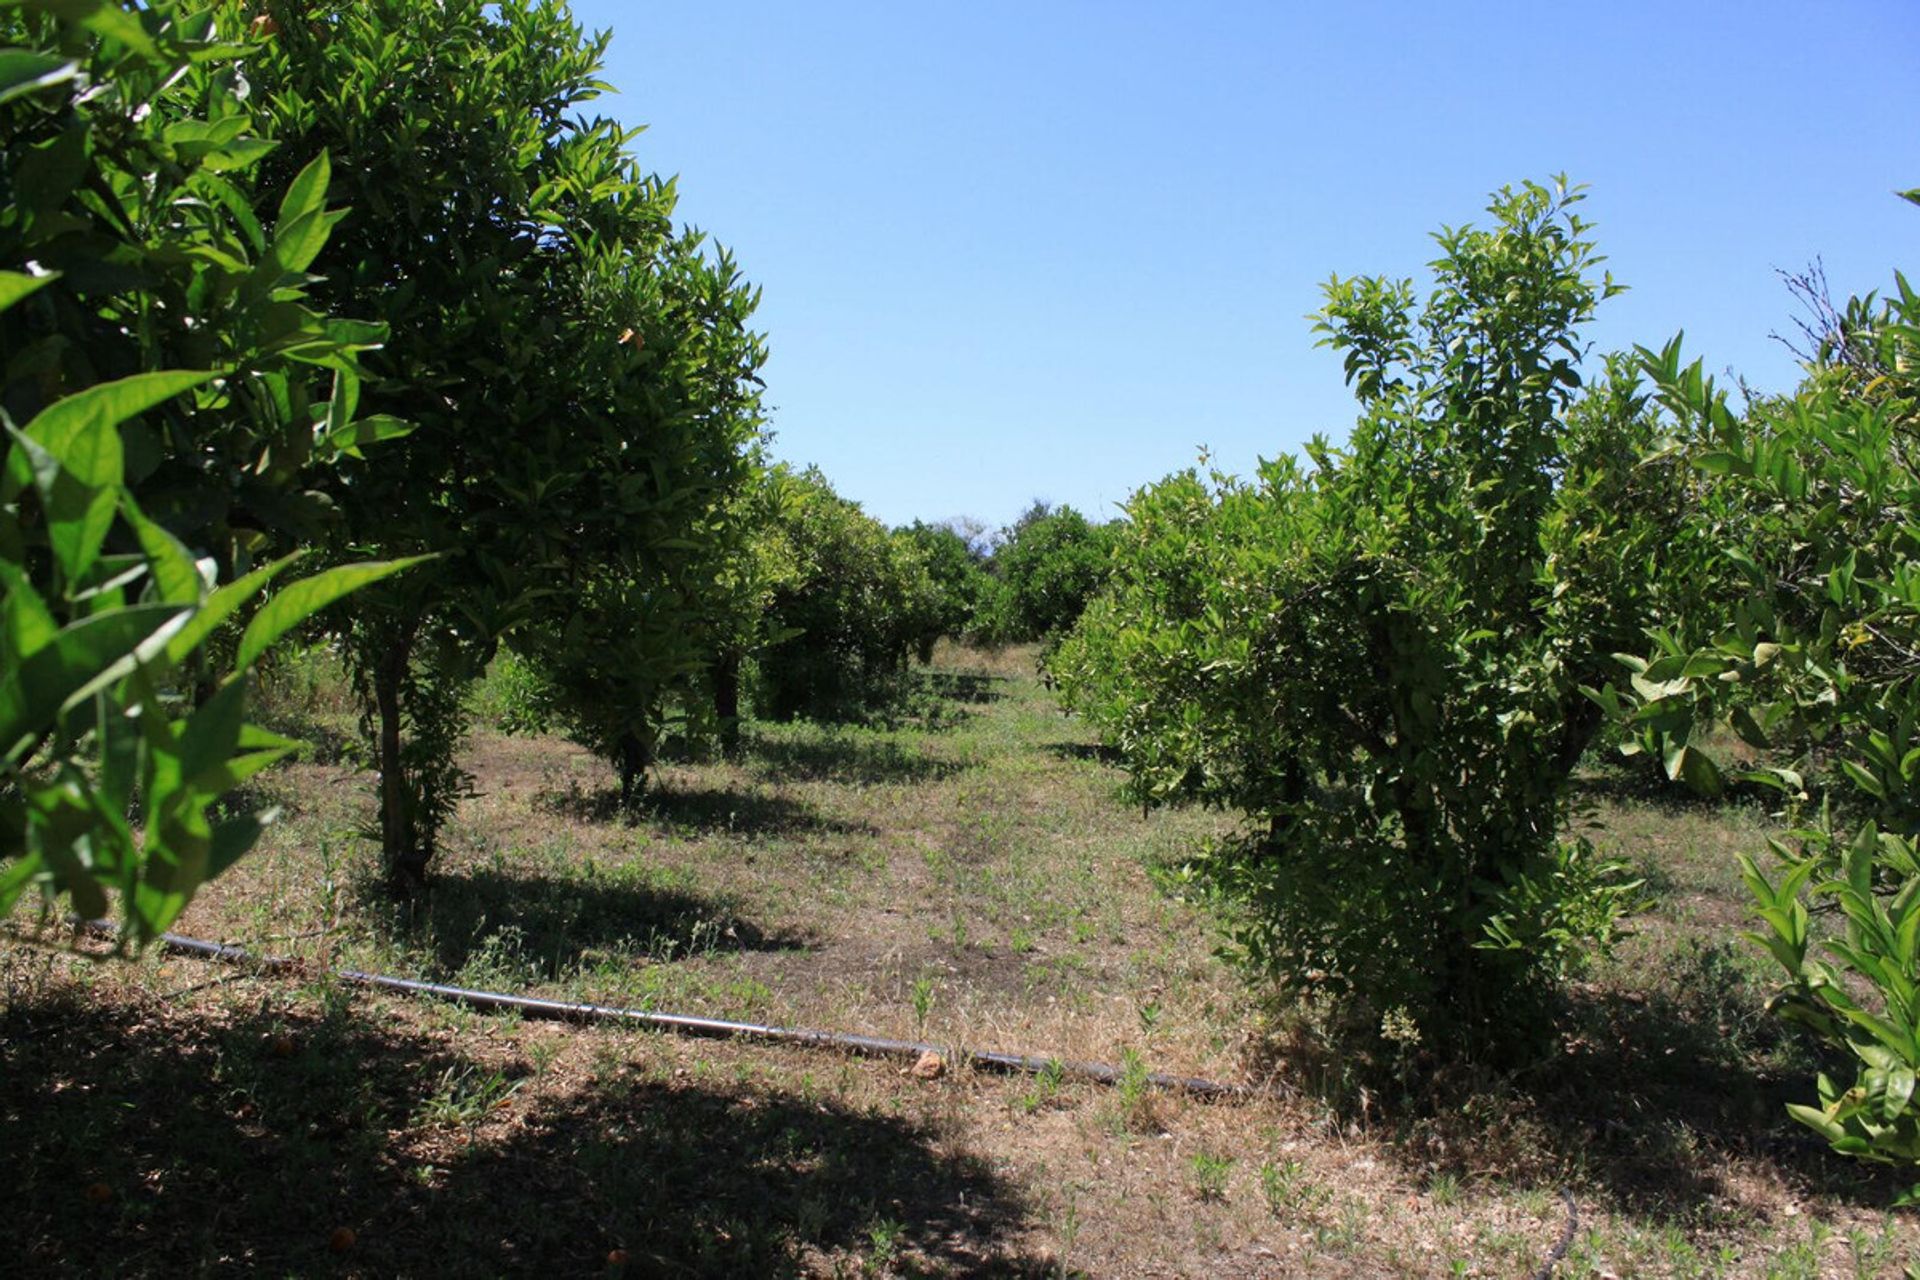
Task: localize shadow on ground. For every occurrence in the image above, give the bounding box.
[370,866,807,982]
[1364,947,1910,1222]
[0,993,1047,1278]
[1569,759,1775,813]
[537,780,875,838]
[745,732,968,786]
[1044,741,1125,767]
[918,671,1007,705]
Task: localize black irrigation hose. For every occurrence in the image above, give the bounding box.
[1532,1187,1579,1280]
[152,930,1262,1100]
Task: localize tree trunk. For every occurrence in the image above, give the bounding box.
[617,730,652,811]
[714,652,742,759]
[376,634,428,892]
[1551,694,1605,780]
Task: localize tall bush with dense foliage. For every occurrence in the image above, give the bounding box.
[753,468,942,723]
[237,0,758,885]
[978,502,1114,645]
[1600,207,1920,1175]
[0,0,414,941]
[491,238,769,805]
[1057,181,1674,1053]
[895,519,991,648]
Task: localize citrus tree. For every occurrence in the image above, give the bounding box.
[238,0,749,885]
[1598,202,1920,1175]
[495,235,770,805]
[753,467,943,723]
[0,0,416,942]
[1058,181,1675,1053]
[895,519,991,650]
[977,502,1114,646]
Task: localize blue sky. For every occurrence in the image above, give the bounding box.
[572,1,1918,531]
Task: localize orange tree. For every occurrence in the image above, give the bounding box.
[1599,199,1920,1177]
[0,0,415,940]
[1057,181,1695,1056]
[238,0,761,885]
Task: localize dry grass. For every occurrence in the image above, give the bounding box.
[4,646,1916,1276]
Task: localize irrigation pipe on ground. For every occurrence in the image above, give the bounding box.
[151,930,1263,1099]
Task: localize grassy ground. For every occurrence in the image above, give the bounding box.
[3,642,1916,1276]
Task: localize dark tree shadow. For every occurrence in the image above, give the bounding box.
[1371,965,1912,1221]
[745,732,968,786]
[538,781,874,838]
[0,995,1046,1277]
[918,670,1007,705]
[1569,758,1774,813]
[1528,988,1905,1213]
[443,1066,1045,1276]
[1045,741,1125,767]
[365,866,809,982]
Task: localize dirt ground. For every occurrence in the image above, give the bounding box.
[4,644,1915,1276]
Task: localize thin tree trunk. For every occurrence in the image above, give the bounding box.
[618,730,652,811]
[376,634,427,892]
[714,652,742,759]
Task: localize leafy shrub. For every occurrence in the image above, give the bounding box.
[1057,180,1671,1054]
[977,502,1115,645]
[1744,824,1920,1175]
[1602,207,1920,1176]
[752,468,943,723]
[894,519,991,648]
[0,0,415,940]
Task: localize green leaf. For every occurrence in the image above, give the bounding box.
[266,207,346,277]
[160,554,296,669]
[1785,1101,1846,1143]
[1729,705,1771,750]
[176,676,247,786]
[318,413,412,459]
[193,745,293,793]
[324,367,360,439]
[20,370,214,485]
[232,556,430,671]
[205,811,273,881]
[120,494,204,605]
[1839,759,1887,801]
[200,137,279,175]
[275,150,332,232]
[184,169,267,255]
[0,269,55,313]
[25,781,109,921]
[0,847,43,917]
[162,116,247,159]
[14,1,159,58]
[0,559,59,662]
[0,603,188,762]
[7,429,119,589]
[0,49,78,104]
[93,687,141,820]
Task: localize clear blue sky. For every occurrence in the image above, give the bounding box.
[572,1,1918,531]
